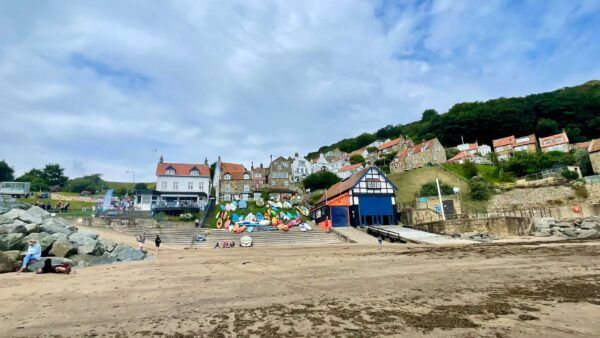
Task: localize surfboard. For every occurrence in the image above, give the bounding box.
[232,214,239,222]
[304,223,312,231]
[247,226,254,233]
[244,213,254,222]
[283,201,292,209]
[219,204,226,211]
[268,201,277,208]
[225,220,231,229]
[276,201,283,208]
[256,212,264,222]
[233,223,239,232]
[238,200,247,209]
[216,218,223,229]
[236,225,247,234]
[259,220,270,226]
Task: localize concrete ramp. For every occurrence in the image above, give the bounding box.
[331,227,378,244]
[367,225,478,245]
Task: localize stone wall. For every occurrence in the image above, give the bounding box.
[411,216,531,238]
[489,183,600,209]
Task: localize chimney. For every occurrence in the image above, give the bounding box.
[217,155,221,165]
[251,161,254,170]
[260,163,263,169]
[159,155,164,164]
[204,157,208,166]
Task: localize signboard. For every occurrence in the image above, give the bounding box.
[419,197,428,203]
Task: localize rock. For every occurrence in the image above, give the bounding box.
[24,222,41,234]
[518,314,539,321]
[69,233,104,256]
[2,250,22,261]
[77,231,99,240]
[0,215,12,225]
[26,257,73,272]
[0,251,18,273]
[23,206,50,220]
[109,245,145,261]
[0,233,25,251]
[561,228,579,237]
[0,223,28,235]
[579,221,599,230]
[23,232,57,254]
[50,233,68,241]
[100,239,117,253]
[553,222,573,228]
[2,208,26,220]
[69,252,116,267]
[49,238,78,257]
[41,219,75,236]
[533,230,551,237]
[576,229,600,239]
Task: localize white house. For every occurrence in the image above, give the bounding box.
[310,153,330,173]
[456,142,492,156]
[291,153,310,182]
[337,163,364,180]
[142,156,211,213]
[329,158,350,172]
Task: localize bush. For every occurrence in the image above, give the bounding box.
[469,176,492,200]
[462,161,478,179]
[349,154,365,165]
[303,171,341,191]
[134,182,148,190]
[420,181,453,197]
[571,181,588,199]
[561,169,579,180]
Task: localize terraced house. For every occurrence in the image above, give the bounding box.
[213,157,252,202]
[539,131,570,153]
[390,138,446,172]
[493,134,537,160]
[268,156,294,199]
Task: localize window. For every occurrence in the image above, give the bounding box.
[190,170,199,176]
[366,179,381,189]
[254,173,261,178]
[555,137,562,143]
[199,182,204,191]
[253,193,261,200]
[243,173,250,180]
[243,185,249,192]
[173,182,178,190]
[166,169,175,175]
[188,182,193,190]
[161,181,167,190]
[271,181,276,186]
[223,194,231,201]
[544,140,552,146]
[284,181,289,186]
[224,185,230,192]
[277,165,282,170]
[224,174,231,180]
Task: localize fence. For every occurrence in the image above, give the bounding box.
[402,206,554,225]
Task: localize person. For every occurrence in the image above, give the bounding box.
[194,219,200,228]
[36,258,71,274]
[377,236,383,246]
[154,235,161,255]
[17,239,42,272]
[136,234,145,251]
[213,241,220,249]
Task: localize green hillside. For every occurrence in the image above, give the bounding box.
[308,80,600,158]
[388,166,488,212]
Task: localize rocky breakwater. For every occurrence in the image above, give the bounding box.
[0,203,149,273]
[532,216,600,239]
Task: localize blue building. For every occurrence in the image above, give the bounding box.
[310,166,397,227]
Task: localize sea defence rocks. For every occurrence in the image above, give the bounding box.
[533,216,600,239]
[0,205,149,273]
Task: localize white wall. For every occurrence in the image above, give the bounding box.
[156,175,210,195]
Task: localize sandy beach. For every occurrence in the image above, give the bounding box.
[1,228,600,337]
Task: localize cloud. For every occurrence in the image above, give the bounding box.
[0,0,598,181]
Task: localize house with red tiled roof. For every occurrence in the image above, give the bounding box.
[336,163,364,180]
[213,156,252,202]
[588,139,600,174]
[377,136,412,154]
[539,130,570,153]
[145,156,211,213]
[492,134,537,160]
[390,138,446,173]
[447,152,491,165]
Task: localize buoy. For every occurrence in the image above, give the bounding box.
[572,206,581,213]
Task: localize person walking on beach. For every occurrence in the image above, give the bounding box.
[154,235,161,255]
[136,234,145,251]
[377,236,383,246]
[18,239,42,272]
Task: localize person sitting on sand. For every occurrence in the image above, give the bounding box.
[36,258,71,274]
[18,239,42,272]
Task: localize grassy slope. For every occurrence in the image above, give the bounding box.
[105,182,156,190]
[17,197,96,217]
[442,163,507,184]
[387,166,488,212]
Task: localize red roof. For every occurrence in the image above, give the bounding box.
[572,141,592,150]
[156,163,210,176]
[539,131,569,148]
[395,138,437,160]
[589,139,600,153]
[492,135,515,148]
[220,162,249,180]
[514,134,537,145]
[339,163,363,172]
[378,137,402,151]
[447,152,474,163]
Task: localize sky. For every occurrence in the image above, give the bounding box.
[1,0,599,182]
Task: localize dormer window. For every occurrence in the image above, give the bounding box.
[224,174,231,180]
[166,167,176,175]
[243,173,250,180]
[190,169,200,176]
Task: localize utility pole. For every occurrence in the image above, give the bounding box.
[436,177,446,221]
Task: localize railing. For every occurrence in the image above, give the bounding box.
[405,207,554,225]
[191,198,214,247]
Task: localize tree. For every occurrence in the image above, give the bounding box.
[366,146,378,153]
[445,148,460,159]
[17,169,49,191]
[575,149,593,176]
[64,174,105,193]
[0,160,14,181]
[302,171,341,191]
[134,182,148,190]
[469,176,492,200]
[42,163,68,187]
[462,161,478,179]
[349,154,365,165]
[536,118,559,137]
[561,169,579,180]
[421,109,439,122]
[419,181,453,197]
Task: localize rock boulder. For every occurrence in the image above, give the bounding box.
[109,245,145,261]
[49,238,78,257]
[0,223,28,235]
[0,251,18,273]
[69,253,116,267]
[100,238,117,253]
[0,233,24,251]
[41,219,75,236]
[23,232,57,254]
[69,233,104,256]
[579,221,599,230]
[576,229,600,239]
[24,206,50,220]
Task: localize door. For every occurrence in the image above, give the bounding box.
[331,206,349,227]
[358,195,395,226]
[442,200,456,218]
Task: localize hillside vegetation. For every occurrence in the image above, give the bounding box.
[308,80,600,158]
